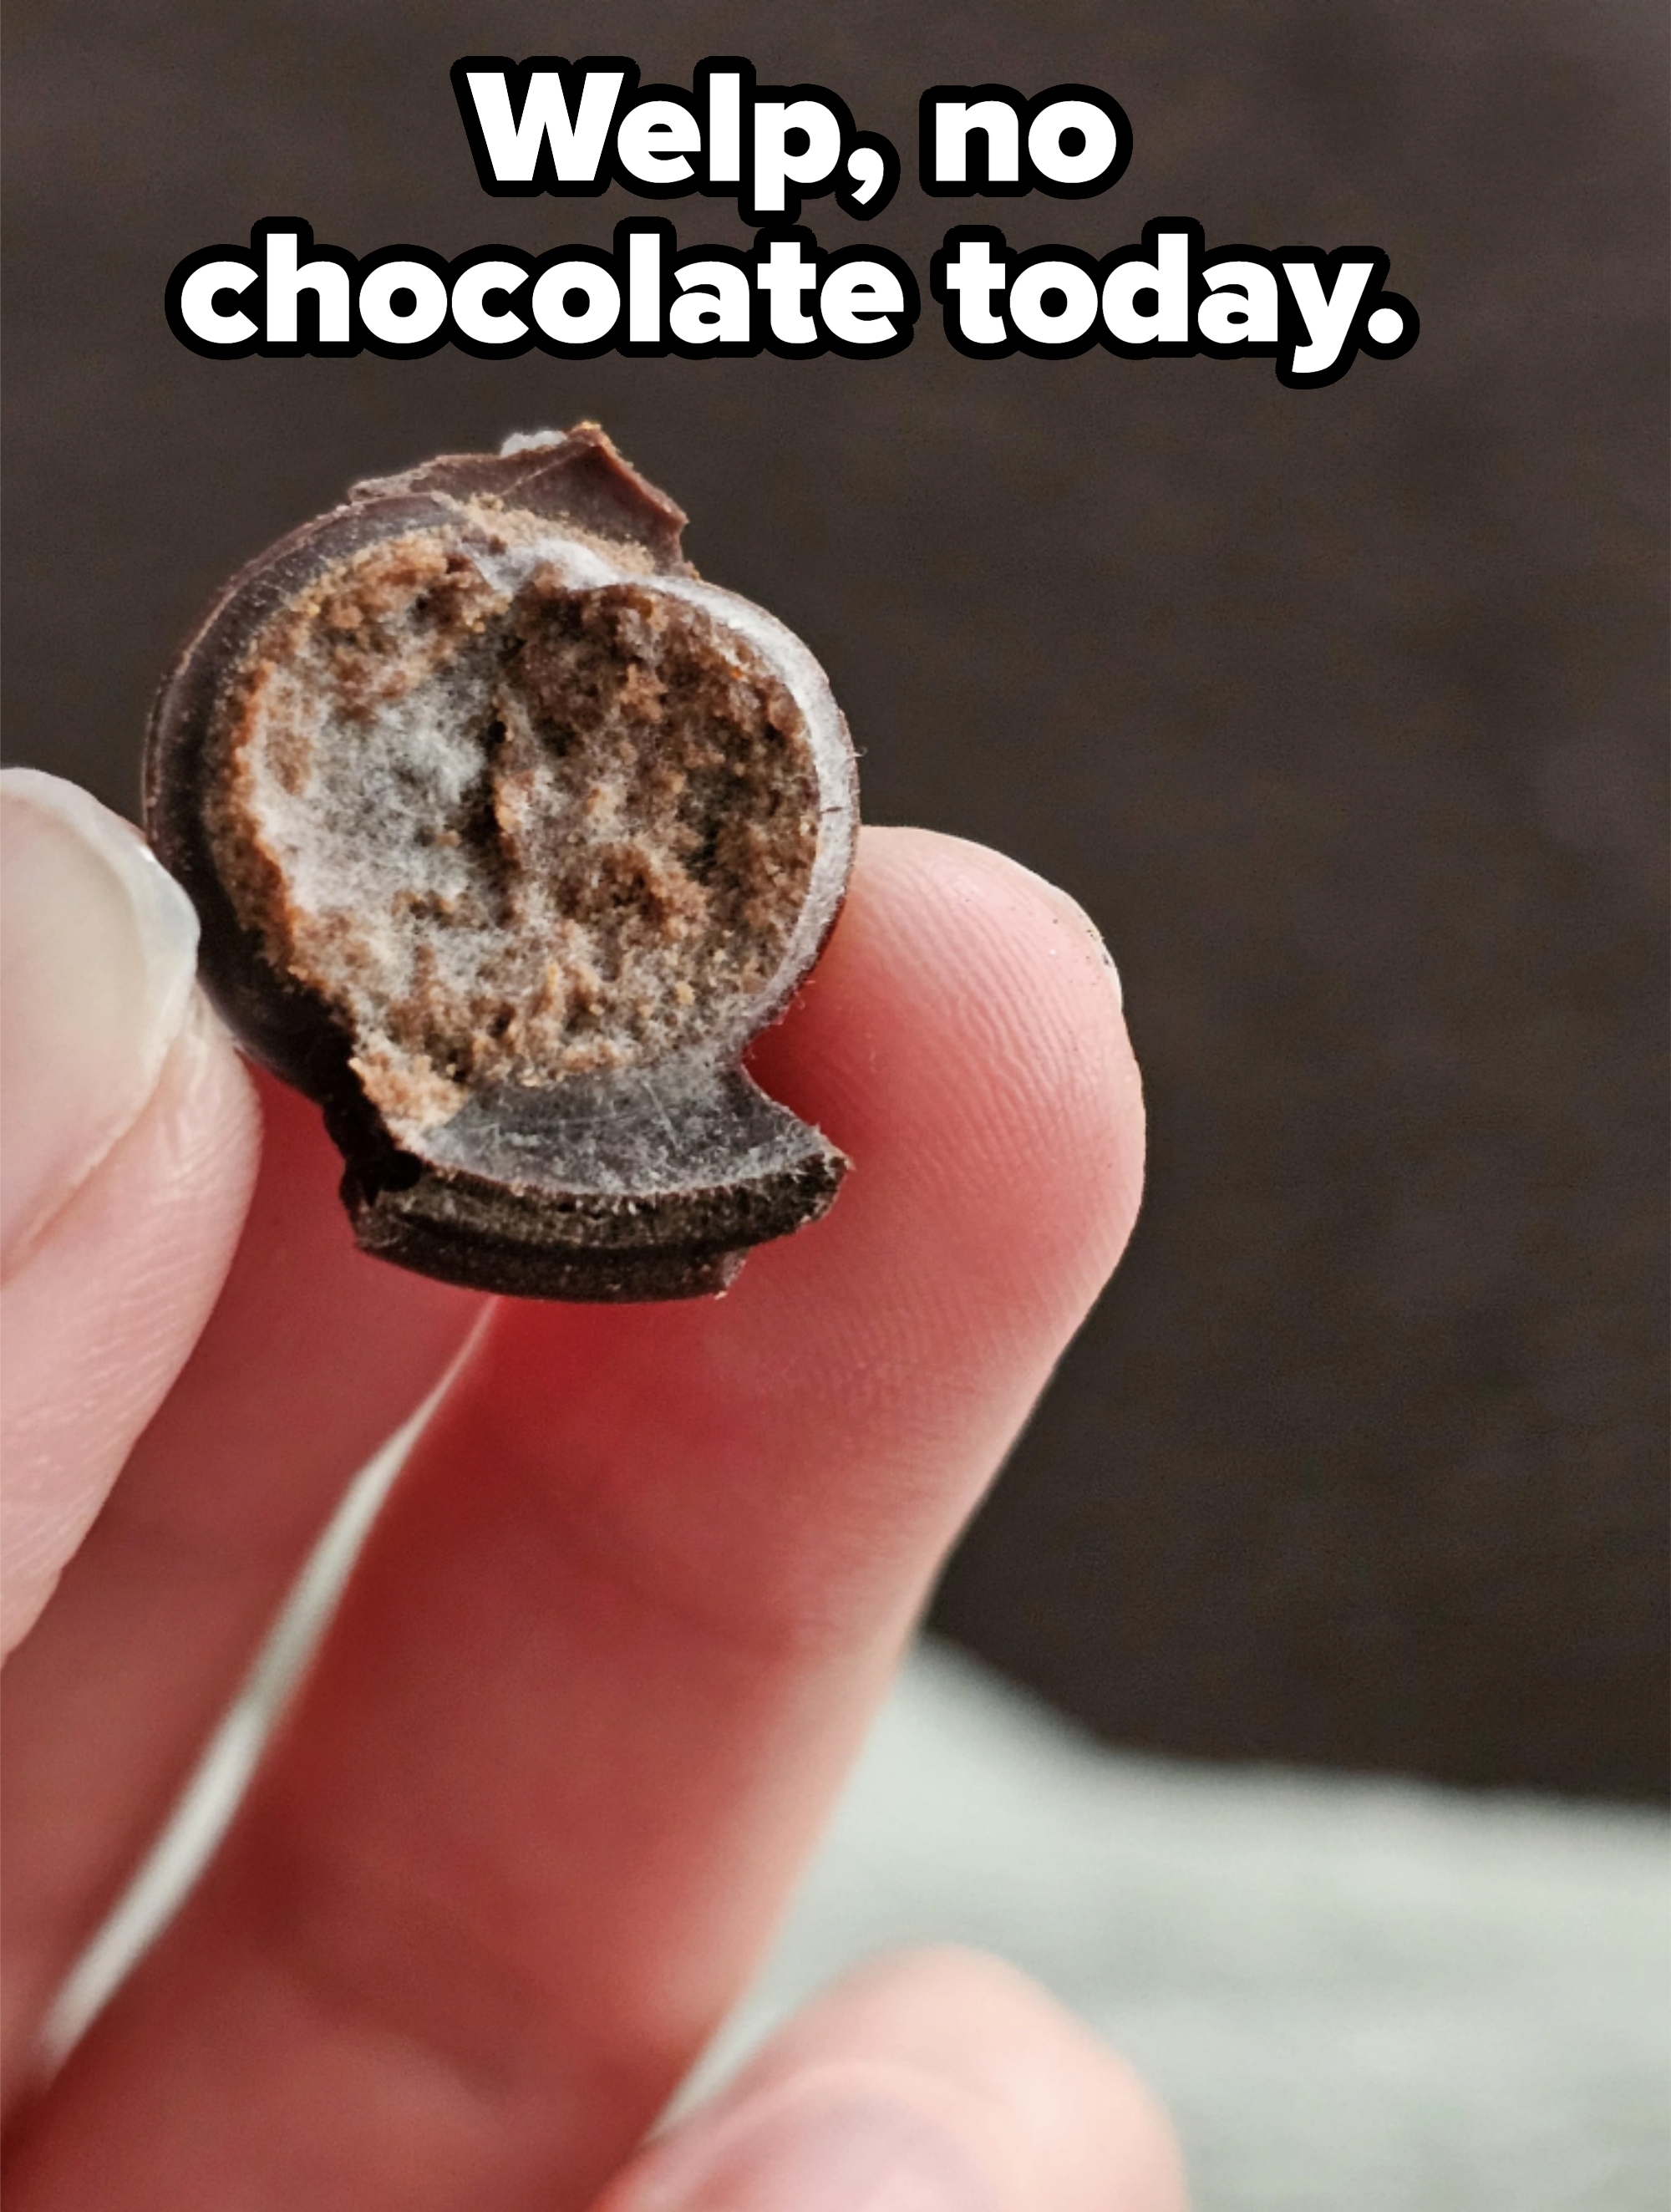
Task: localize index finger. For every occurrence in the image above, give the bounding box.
[8,827,1144,2210]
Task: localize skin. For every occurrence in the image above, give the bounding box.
[1,820,1184,2210]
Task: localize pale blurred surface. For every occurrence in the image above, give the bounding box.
[719,1640,1671,2212]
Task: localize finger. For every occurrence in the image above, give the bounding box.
[0,769,259,1655]
[1,1073,484,2103]
[8,829,1144,2209]
[596,1948,1186,2212]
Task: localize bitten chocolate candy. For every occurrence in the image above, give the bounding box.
[145,425,859,1300]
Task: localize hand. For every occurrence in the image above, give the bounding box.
[1,770,1181,2209]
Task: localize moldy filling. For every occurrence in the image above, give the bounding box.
[206,530,820,1142]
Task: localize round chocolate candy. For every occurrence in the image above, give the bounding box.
[145,425,858,1299]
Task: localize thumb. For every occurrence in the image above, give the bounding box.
[1,770,260,1655]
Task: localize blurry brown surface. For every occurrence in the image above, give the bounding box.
[4,1,1665,1795]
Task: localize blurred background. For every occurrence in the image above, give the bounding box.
[6,0,1666,1800]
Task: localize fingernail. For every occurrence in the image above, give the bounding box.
[619,2076,1003,2211]
[1,770,200,1271]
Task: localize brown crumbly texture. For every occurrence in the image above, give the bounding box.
[206,528,820,1140]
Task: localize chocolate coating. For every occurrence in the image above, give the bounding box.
[145,425,859,1299]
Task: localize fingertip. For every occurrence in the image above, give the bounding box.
[748,826,1144,1334]
[598,1946,1186,2212]
[841,1947,1186,2206]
